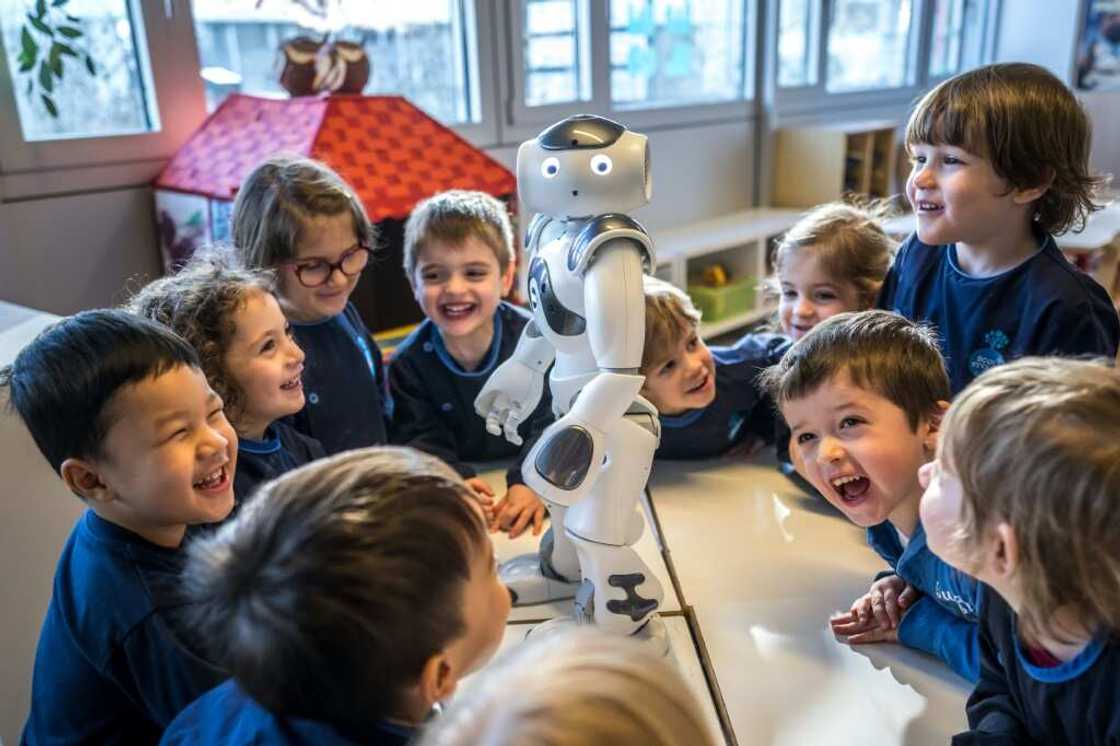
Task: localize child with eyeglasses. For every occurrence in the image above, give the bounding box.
[231,154,388,454]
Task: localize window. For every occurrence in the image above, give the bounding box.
[190,0,479,125]
[777,0,817,87]
[0,0,158,142]
[610,0,748,109]
[927,0,985,78]
[522,0,591,107]
[825,0,914,93]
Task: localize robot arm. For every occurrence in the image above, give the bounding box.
[475,320,556,446]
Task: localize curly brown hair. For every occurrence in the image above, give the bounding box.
[906,62,1106,235]
[125,248,275,424]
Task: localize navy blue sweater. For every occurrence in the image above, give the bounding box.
[388,302,552,486]
[867,519,982,682]
[953,588,1120,746]
[160,681,414,746]
[233,421,326,505]
[879,232,1119,394]
[289,303,389,454]
[22,511,224,745]
[657,333,790,460]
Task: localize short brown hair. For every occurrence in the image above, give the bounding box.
[759,310,949,430]
[181,447,488,729]
[941,357,1120,642]
[905,62,1105,234]
[231,153,377,268]
[403,190,515,283]
[769,201,897,309]
[126,249,274,424]
[640,275,702,375]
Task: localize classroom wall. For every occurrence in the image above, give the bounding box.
[0,119,755,316]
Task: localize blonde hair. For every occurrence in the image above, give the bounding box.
[941,357,1120,644]
[420,628,717,746]
[126,248,275,424]
[641,275,702,375]
[769,202,896,310]
[403,190,515,284]
[231,153,377,269]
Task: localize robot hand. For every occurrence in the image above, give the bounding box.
[475,321,555,446]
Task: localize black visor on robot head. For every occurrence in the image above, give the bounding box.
[538,114,626,150]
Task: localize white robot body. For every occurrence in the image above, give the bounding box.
[476,115,664,636]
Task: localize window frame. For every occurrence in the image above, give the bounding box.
[0,0,207,199]
[503,0,758,141]
[771,0,997,119]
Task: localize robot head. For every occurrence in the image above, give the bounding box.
[517,115,651,219]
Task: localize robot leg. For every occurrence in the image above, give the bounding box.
[565,403,663,637]
[499,497,582,606]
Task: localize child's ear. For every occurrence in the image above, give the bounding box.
[500,260,516,297]
[1011,171,1053,207]
[989,522,1020,580]
[921,401,950,452]
[59,458,112,503]
[417,651,458,709]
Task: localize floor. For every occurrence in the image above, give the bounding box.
[473,455,971,746]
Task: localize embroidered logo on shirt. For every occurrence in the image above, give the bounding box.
[968,329,1009,378]
[934,582,977,620]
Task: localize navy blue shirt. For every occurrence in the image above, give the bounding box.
[953,588,1120,746]
[289,303,389,455]
[160,681,414,746]
[867,520,983,682]
[879,232,1120,394]
[657,333,790,460]
[233,421,325,505]
[388,302,552,486]
[22,511,224,745]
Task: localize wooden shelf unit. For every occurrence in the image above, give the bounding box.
[772,120,898,208]
[651,208,805,339]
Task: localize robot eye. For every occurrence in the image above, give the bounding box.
[590,154,613,175]
[541,157,561,179]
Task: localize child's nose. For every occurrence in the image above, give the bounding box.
[795,297,815,318]
[816,436,844,464]
[912,162,935,189]
[446,272,467,293]
[201,424,231,455]
[287,339,305,365]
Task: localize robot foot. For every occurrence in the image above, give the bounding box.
[500,553,581,606]
[526,612,670,657]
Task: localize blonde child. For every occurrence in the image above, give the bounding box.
[882,62,1119,394]
[128,253,324,508]
[771,201,896,340]
[159,447,511,746]
[231,154,388,454]
[639,276,788,459]
[420,628,717,746]
[392,190,551,537]
[920,358,1120,744]
[761,310,981,682]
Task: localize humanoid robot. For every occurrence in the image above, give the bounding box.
[475,115,664,641]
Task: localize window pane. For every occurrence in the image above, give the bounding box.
[1,0,156,142]
[191,1,475,125]
[778,0,817,87]
[609,0,747,109]
[927,0,965,77]
[523,0,590,107]
[826,0,913,92]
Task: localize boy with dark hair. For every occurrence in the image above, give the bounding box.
[392,189,552,538]
[639,276,788,459]
[921,358,1120,745]
[2,310,236,744]
[760,310,981,681]
[882,62,1119,394]
[159,446,511,746]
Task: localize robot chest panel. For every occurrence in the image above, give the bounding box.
[527,241,585,339]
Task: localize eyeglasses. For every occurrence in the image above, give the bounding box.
[281,244,371,288]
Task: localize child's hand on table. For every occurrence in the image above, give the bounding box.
[830,574,919,644]
[492,484,547,539]
[464,477,496,524]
